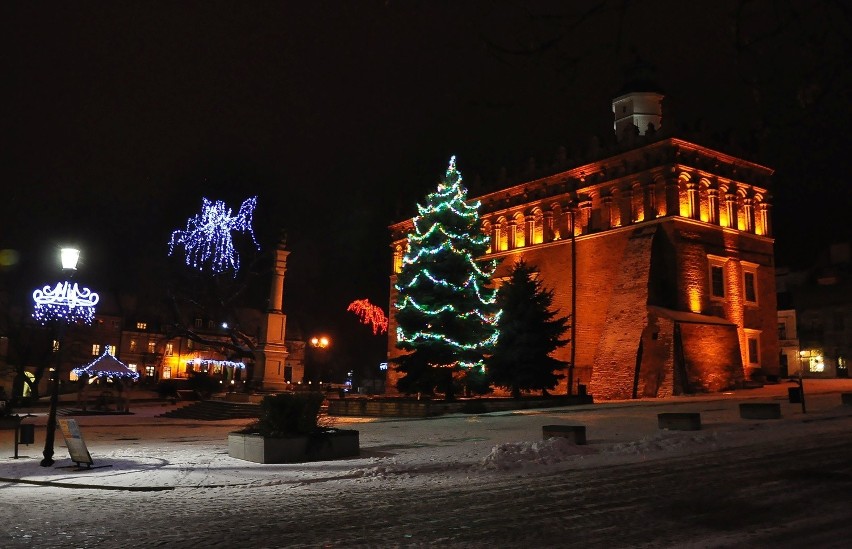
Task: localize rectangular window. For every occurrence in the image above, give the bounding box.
[128,363,138,373]
[747,338,759,365]
[194,318,203,329]
[165,343,174,356]
[162,366,171,379]
[148,341,156,353]
[144,365,156,378]
[777,322,787,340]
[136,322,147,330]
[52,339,60,352]
[130,339,137,352]
[744,271,757,302]
[711,265,725,298]
[187,339,194,351]
[105,345,114,356]
[92,344,100,356]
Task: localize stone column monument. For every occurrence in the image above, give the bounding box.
[253,236,290,391]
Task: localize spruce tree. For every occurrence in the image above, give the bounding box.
[488,259,570,398]
[393,156,500,400]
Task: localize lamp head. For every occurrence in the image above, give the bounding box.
[60,248,80,270]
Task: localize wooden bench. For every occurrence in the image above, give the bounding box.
[657,412,701,431]
[542,424,587,445]
[739,402,781,419]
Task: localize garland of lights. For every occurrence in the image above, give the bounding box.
[33,281,99,324]
[186,359,246,370]
[73,351,140,380]
[168,196,260,275]
[393,156,500,371]
[347,299,389,335]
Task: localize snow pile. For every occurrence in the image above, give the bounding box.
[480,437,592,470]
[601,430,719,456]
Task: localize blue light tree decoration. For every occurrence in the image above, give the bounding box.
[393,156,500,400]
[168,196,260,275]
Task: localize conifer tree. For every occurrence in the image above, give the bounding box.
[488,259,570,398]
[393,157,500,400]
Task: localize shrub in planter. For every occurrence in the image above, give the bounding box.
[251,392,325,436]
[229,392,359,463]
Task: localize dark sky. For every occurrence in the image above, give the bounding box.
[2,1,851,377]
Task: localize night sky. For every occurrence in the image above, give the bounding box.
[2,1,851,378]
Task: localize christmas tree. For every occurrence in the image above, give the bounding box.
[393,156,500,400]
[487,259,570,398]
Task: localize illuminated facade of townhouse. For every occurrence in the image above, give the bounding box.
[388,86,779,399]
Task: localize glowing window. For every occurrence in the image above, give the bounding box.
[105,345,114,356]
[91,344,100,356]
[144,365,156,377]
[136,322,147,330]
[165,342,174,356]
[52,339,60,352]
[809,355,825,373]
[130,339,137,352]
[148,341,156,353]
[128,363,138,373]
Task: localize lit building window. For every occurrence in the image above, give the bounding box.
[165,342,174,356]
[136,322,147,330]
[128,363,138,373]
[130,339,137,352]
[52,339,60,352]
[162,366,171,379]
[92,344,100,356]
[187,339,194,350]
[144,365,156,377]
[105,345,114,355]
[809,355,825,373]
[148,341,156,353]
[69,370,78,382]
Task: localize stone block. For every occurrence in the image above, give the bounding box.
[739,402,781,419]
[657,412,701,431]
[542,424,587,445]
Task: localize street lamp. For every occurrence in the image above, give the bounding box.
[32,247,99,466]
[309,335,331,384]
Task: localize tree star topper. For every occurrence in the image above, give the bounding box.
[169,196,260,275]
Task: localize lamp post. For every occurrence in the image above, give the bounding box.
[32,247,98,466]
[309,335,331,385]
[797,350,808,414]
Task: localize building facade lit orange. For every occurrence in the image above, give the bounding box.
[388,87,778,399]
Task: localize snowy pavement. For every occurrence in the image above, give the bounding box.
[2,379,851,491]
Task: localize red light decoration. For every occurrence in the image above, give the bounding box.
[347,299,388,335]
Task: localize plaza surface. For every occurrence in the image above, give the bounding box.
[1,379,851,547]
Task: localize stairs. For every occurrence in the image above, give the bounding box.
[158,400,261,421]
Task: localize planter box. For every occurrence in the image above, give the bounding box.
[228,429,359,464]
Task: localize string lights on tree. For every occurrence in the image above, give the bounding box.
[168,196,260,275]
[393,156,500,399]
[347,299,389,335]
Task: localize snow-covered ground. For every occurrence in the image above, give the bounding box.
[2,379,851,491]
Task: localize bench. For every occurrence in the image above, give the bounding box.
[657,412,701,431]
[542,424,587,445]
[739,402,781,419]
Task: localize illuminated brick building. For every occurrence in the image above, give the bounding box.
[389,87,778,399]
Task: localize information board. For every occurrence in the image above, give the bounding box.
[58,418,94,467]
